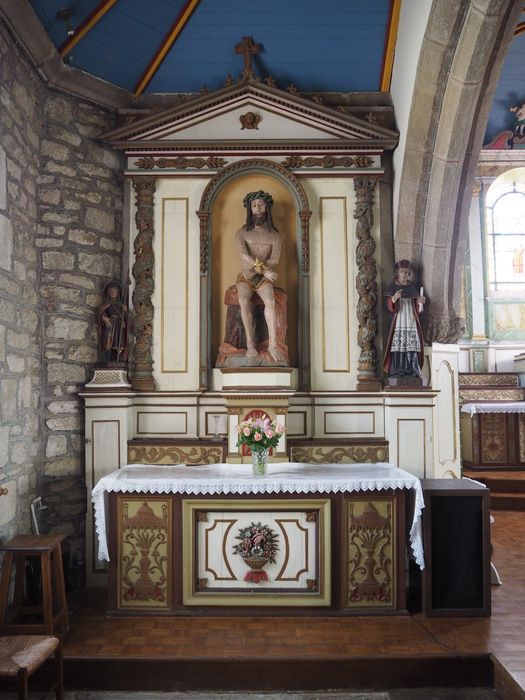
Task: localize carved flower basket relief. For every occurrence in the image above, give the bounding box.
[232,521,279,583]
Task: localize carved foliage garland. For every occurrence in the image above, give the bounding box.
[132,177,156,391]
[281,155,373,169]
[137,156,227,170]
[354,177,379,382]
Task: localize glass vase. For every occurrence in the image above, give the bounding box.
[251,447,269,478]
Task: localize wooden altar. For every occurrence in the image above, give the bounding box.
[460,402,525,469]
[92,463,424,616]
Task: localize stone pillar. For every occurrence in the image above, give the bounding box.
[468,180,487,340]
[354,177,381,391]
[131,177,156,391]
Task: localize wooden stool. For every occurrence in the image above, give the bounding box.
[0,535,69,635]
[0,635,63,700]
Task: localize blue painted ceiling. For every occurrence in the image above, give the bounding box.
[25,1,525,143]
[27,0,392,94]
[485,31,525,146]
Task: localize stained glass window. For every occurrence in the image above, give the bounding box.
[485,181,525,292]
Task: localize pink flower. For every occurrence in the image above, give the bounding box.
[254,432,262,441]
[243,427,251,436]
[235,425,242,434]
[265,429,274,438]
[276,424,286,433]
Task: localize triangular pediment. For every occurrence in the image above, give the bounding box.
[103,80,398,151]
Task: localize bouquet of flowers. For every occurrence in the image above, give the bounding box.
[232,521,279,563]
[236,413,286,452]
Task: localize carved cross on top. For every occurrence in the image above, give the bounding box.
[235,36,262,79]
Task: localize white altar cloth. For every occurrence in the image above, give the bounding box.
[461,401,525,415]
[91,461,425,568]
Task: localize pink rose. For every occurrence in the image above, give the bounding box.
[243,427,251,436]
[276,424,286,433]
[235,425,242,434]
[265,429,274,438]
[254,432,262,441]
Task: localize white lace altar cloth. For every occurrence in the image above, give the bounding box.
[91,462,425,568]
[461,401,525,415]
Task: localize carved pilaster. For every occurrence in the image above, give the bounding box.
[131,177,156,391]
[354,177,380,391]
[299,210,312,273]
[197,211,210,274]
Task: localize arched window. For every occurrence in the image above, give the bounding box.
[485,180,525,292]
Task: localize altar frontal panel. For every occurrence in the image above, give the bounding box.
[183,499,331,606]
[117,496,173,610]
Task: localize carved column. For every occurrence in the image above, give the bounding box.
[197,210,210,389]
[354,177,381,391]
[131,177,156,391]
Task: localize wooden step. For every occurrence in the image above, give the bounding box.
[490,492,525,511]
[463,470,525,493]
[459,387,525,402]
[459,372,521,388]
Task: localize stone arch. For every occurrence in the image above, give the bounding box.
[197,159,312,389]
[395,0,522,343]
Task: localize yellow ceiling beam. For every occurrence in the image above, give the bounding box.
[134,0,201,97]
[59,0,119,57]
[380,0,401,92]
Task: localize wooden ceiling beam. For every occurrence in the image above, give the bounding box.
[133,0,201,97]
[58,0,119,57]
[380,0,401,92]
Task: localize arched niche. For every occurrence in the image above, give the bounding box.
[198,159,311,390]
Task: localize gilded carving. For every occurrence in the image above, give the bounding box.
[136,156,227,170]
[120,499,169,608]
[239,112,261,130]
[127,445,224,465]
[354,177,379,386]
[281,155,373,169]
[347,500,393,607]
[131,177,156,391]
[519,414,525,463]
[459,374,519,387]
[290,445,388,464]
[480,413,507,463]
[197,210,210,275]
[461,388,524,401]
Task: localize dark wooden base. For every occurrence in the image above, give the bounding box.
[60,656,493,693]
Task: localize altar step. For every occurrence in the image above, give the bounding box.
[459,371,524,403]
[463,469,525,511]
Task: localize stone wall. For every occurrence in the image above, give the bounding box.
[0,20,44,541]
[0,19,124,569]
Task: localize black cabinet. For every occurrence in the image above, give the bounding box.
[418,479,491,617]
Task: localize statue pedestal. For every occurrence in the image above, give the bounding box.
[385,376,423,388]
[213,367,297,391]
[85,366,130,391]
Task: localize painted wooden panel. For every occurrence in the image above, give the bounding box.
[320,197,350,373]
[344,497,397,610]
[183,499,331,606]
[397,418,426,478]
[161,197,188,372]
[117,496,172,610]
[136,410,188,435]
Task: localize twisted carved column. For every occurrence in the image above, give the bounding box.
[354,177,381,391]
[131,177,156,391]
